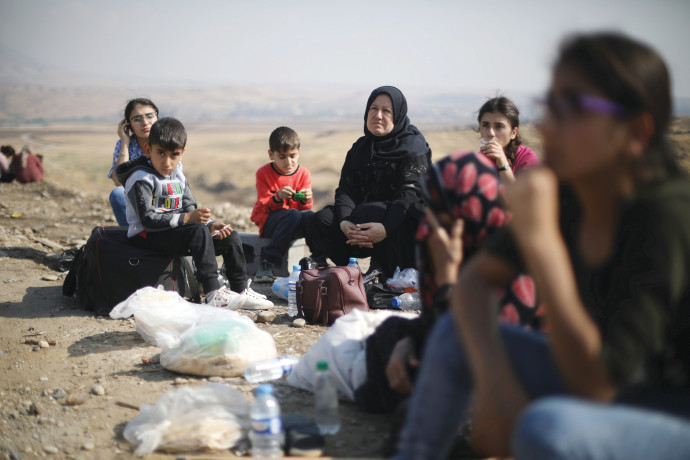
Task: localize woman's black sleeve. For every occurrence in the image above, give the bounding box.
[381,153,429,234]
[334,141,363,222]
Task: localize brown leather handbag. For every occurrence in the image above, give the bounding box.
[296,266,369,325]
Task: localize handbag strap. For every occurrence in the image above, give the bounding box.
[296,279,304,318]
[312,280,329,326]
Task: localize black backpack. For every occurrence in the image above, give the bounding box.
[63,226,199,316]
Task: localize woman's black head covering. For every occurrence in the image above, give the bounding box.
[361,86,431,162]
[364,86,409,140]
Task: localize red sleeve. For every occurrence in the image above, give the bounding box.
[251,165,282,231]
[512,146,540,174]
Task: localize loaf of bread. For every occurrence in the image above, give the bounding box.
[161,319,278,377]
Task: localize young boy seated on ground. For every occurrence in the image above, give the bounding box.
[116,117,273,309]
[251,126,314,282]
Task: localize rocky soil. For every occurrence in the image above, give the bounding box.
[0,179,393,460]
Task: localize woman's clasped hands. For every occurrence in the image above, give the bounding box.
[341,221,387,248]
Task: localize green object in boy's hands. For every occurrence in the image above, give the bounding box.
[293,191,306,200]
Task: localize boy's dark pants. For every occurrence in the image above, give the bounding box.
[130,223,247,294]
[260,209,314,266]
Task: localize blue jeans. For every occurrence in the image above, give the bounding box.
[109,186,128,226]
[513,396,690,459]
[394,312,565,460]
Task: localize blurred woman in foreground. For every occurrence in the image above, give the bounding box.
[393,32,690,459]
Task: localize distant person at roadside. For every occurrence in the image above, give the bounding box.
[116,117,273,310]
[12,145,44,183]
[0,145,15,182]
[477,96,539,183]
[251,126,314,282]
[108,98,159,226]
[306,86,432,277]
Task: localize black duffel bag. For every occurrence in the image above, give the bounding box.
[63,226,199,316]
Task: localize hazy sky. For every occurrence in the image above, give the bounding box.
[2,0,689,97]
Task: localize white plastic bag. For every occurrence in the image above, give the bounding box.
[123,383,250,456]
[285,309,417,400]
[161,317,277,377]
[110,287,278,377]
[110,286,244,349]
[272,276,289,300]
[386,267,420,291]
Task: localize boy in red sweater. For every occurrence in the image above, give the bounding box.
[251,127,314,282]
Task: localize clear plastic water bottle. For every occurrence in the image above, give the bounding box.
[288,265,301,317]
[314,360,340,435]
[347,257,360,271]
[391,292,422,310]
[250,384,283,459]
[245,356,299,383]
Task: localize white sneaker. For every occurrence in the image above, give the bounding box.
[238,280,274,310]
[204,286,245,309]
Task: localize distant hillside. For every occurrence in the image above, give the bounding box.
[2,44,689,125]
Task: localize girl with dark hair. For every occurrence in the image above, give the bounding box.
[107,98,159,226]
[306,86,432,277]
[478,96,539,182]
[393,32,690,459]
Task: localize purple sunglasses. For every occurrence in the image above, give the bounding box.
[537,92,627,120]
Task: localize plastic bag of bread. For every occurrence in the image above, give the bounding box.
[110,286,245,349]
[160,316,278,377]
[123,383,250,456]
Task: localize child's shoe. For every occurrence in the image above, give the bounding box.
[254,260,275,283]
[204,286,244,309]
[237,280,274,310]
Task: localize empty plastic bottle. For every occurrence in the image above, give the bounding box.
[391,292,422,310]
[314,360,340,435]
[249,384,283,459]
[288,265,301,317]
[245,356,299,383]
[347,257,360,271]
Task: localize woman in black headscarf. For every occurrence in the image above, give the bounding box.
[306,86,432,276]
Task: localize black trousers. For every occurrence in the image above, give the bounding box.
[130,223,247,294]
[305,202,418,277]
[261,208,314,265]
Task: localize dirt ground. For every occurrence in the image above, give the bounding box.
[0,178,396,460]
[1,118,689,460]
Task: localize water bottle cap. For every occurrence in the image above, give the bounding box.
[391,297,402,308]
[256,384,274,395]
[293,265,301,271]
[349,258,357,263]
[316,360,329,371]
